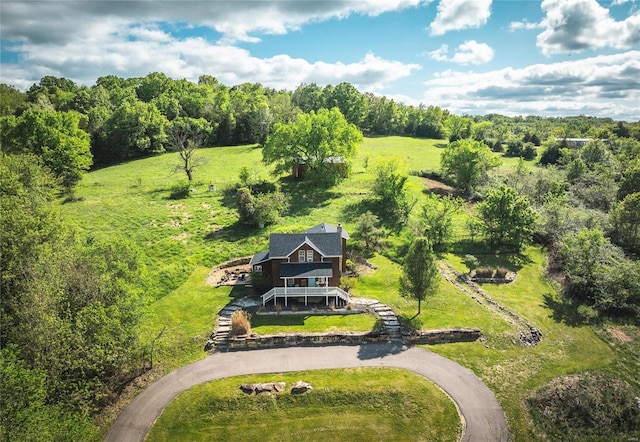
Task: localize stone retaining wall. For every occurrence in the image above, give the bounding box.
[220,328,481,350]
[404,328,482,345]
[217,257,251,269]
[470,275,516,284]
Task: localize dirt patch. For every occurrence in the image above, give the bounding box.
[355,262,375,276]
[206,258,252,287]
[608,327,633,343]
[172,232,191,243]
[422,177,455,196]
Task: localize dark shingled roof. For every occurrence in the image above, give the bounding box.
[249,250,270,265]
[269,232,342,258]
[279,262,333,278]
[304,222,350,240]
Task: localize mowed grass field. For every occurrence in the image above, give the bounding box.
[60,137,638,441]
[146,368,461,442]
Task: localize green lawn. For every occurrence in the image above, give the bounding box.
[431,247,617,441]
[146,368,461,442]
[251,313,379,334]
[60,137,638,441]
[137,266,241,370]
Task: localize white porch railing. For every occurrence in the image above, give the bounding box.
[261,287,351,306]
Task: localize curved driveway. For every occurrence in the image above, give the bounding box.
[105,343,508,442]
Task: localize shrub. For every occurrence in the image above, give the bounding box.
[230,310,251,336]
[463,254,479,274]
[475,267,494,278]
[340,276,358,292]
[527,373,640,441]
[495,267,509,279]
[250,270,271,295]
[522,142,537,160]
[169,181,191,199]
[506,139,523,157]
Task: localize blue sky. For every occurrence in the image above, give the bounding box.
[1,0,639,120]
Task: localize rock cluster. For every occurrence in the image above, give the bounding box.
[238,381,314,395]
[239,382,286,395]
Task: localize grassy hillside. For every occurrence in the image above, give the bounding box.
[59,137,449,297]
[61,137,639,441]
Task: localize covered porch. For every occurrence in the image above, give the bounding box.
[260,286,351,307]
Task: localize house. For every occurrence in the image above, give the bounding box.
[250,222,351,307]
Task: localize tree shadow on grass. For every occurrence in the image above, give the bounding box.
[450,246,534,273]
[542,293,597,327]
[203,222,258,243]
[341,197,407,233]
[228,285,255,300]
[279,177,340,217]
[398,313,423,332]
[251,315,308,327]
[340,198,378,223]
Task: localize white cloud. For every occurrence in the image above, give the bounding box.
[508,20,543,32]
[1,0,425,45]
[537,0,640,55]
[428,40,494,64]
[420,51,640,119]
[429,0,492,36]
[428,44,450,61]
[0,27,420,92]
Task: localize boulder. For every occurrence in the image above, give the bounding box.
[239,383,256,394]
[240,382,287,395]
[291,381,313,395]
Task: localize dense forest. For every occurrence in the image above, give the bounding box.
[1,73,640,440]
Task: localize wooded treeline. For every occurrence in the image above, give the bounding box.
[2,73,639,175]
[1,155,149,440]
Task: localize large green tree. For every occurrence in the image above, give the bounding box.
[352,211,386,254]
[95,98,168,165]
[2,109,92,189]
[610,192,640,255]
[444,114,472,142]
[399,238,440,315]
[440,139,501,194]
[416,194,462,252]
[324,82,368,127]
[262,107,362,186]
[478,185,537,250]
[559,228,615,305]
[371,158,414,226]
[1,153,147,426]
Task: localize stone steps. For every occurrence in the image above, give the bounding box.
[209,296,406,350]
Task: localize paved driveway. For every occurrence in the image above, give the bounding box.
[105,343,508,441]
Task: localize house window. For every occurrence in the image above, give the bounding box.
[306,250,313,262]
[253,265,262,272]
[298,250,305,262]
